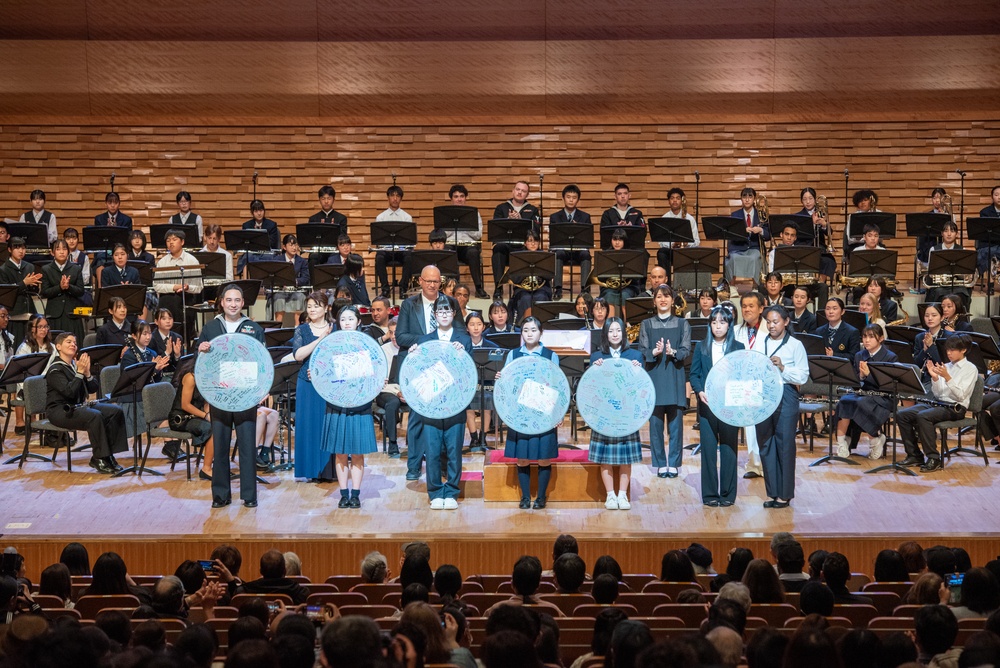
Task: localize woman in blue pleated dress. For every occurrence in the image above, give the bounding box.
[292,290,336,483]
[322,304,378,508]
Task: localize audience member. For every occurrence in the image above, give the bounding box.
[822,552,874,605]
[686,543,716,575]
[38,563,73,608]
[606,620,654,668]
[80,552,151,604]
[799,581,835,617]
[547,534,580,576]
[282,552,302,577]
[726,548,754,581]
[592,555,623,583]
[399,554,433,591]
[904,572,945,605]
[399,583,429,610]
[591,574,620,605]
[784,627,842,668]
[660,550,696,582]
[172,624,218,668]
[746,627,789,668]
[360,551,390,584]
[950,567,1000,619]
[952,547,972,574]
[873,549,911,582]
[777,542,810,592]
[837,629,882,668]
[742,558,785,603]
[898,541,927,576]
[480,629,541,668]
[553,553,587,594]
[228,616,268,650]
[225,638,279,668]
[59,542,91,576]
[234,550,309,605]
[770,531,797,560]
[401,601,476,668]
[433,564,464,609]
[879,631,919,668]
[569,607,628,668]
[272,634,314,668]
[675,589,707,604]
[958,631,1000,668]
[925,546,958,579]
[716,582,752,614]
[94,609,132,648]
[914,604,960,667]
[485,556,563,617]
[634,638,700,668]
[131,618,168,653]
[535,613,562,668]
[707,597,748,635]
[484,603,540,641]
[706,625,743,668]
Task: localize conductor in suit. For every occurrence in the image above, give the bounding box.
[548,184,592,301]
[394,265,465,481]
[814,297,861,361]
[41,239,86,343]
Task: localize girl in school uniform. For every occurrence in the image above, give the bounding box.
[689,306,745,507]
[496,317,560,509]
[588,317,644,510]
[833,324,898,460]
[321,304,378,508]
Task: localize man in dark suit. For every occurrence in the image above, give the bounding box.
[0,237,42,345]
[814,298,860,361]
[548,184,592,300]
[395,265,465,481]
[40,239,85,342]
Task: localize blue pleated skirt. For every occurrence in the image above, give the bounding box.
[321,402,378,456]
[504,428,558,460]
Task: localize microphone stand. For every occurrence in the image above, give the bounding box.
[842,169,850,276]
[957,169,967,245]
[110,171,116,194]
[694,171,700,221]
[538,173,545,250]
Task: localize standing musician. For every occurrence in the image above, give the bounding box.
[734,292,767,478]
[64,228,92,287]
[815,298,861,361]
[170,191,204,241]
[768,220,830,306]
[832,324,897,460]
[690,306,745,507]
[373,185,412,298]
[307,185,349,267]
[0,236,42,345]
[197,284,266,509]
[200,224,234,300]
[465,311,499,452]
[898,334,977,473]
[639,284,691,480]
[796,187,837,279]
[292,291,336,483]
[976,185,1000,276]
[237,200,280,275]
[913,303,952,392]
[506,230,551,324]
[45,332,129,475]
[40,239,85,343]
[757,305,809,509]
[925,221,970,305]
[549,184,592,301]
[408,296,472,510]
[600,183,645,228]
[724,187,770,286]
[588,317,644,511]
[656,187,699,282]
[492,180,541,300]
[790,286,816,334]
[445,185,487,299]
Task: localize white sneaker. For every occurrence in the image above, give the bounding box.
[605,492,619,510]
[617,491,631,510]
[869,434,886,460]
[836,436,851,459]
[430,498,445,510]
[443,497,458,509]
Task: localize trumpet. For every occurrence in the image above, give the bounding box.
[837,387,961,411]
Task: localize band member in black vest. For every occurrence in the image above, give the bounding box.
[40,240,85,343]
[18,189,58,244]
[169,191,204,241]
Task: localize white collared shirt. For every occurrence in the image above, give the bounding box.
[375,207,413,222]
[932,358,978,410]
[659,210,700,248]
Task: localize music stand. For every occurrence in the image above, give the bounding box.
[773,247,821,286]
[793,333,827,357]
[905,212,949,286]
[150,223,200,249]
[83,226,130,258]
[925,249,977,296]
[883,339,916,365]
[488,219,533,247]
[264,328,296,347]
[370,221,417,302]
[0,353,55,466]
[967,217,1000,316]
[586,250,648,320]
[702,216,751,261]
[433,206,480,249]
[548,223,595,298]
[544,318,589,331]
[79,344,127,376]
[407,250,459,281]
[848,212,897,239]
[529,301,578,325]
[268,346,292,363]
[806,356,861,467]
[93,284,146,319]
[625,297,655,325]
[865,361,924,476]
[192,252,229,286]
[295,223,342,251]
[109,361,159,478]
[885,326,922,347]
[228,279,262,308]
[559,355,588,444]
[935,339,986,375]
[672,248,719,295]
[485,333,521,350]
[224,230,272,276]
[267,359,302,471]
[248,261,298,322]
[769,214,814,244]
[125,260,153,286]
[7,223,49,250]
[309,264,346,291]
[504,251,556,320]
[151,264,203,347]
[848,250,897,284]
[471,348,505,451]
[0,286,19,312]
[598,225,646,250]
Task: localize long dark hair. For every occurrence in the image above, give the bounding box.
[599,317,627,354]
[704,305,737,353]
[89,552,131,595]
[172,355,196,389]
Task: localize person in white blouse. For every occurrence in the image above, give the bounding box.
[897,334,978,473]
[756,304,809,509]
[374,185,413,298]
[154,229,204,341]
[19,189,59,244]
[656,187,699,282]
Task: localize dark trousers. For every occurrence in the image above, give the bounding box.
[897,403,963,461]
[979,392,1000,442]
[376,392,401,443]
[451,245,484,291]
[656,248,674,280]
[49,403,128,459]
[757,385,799,500]
[375,250,407,296]
[698,404,738,503]
[211,407,257,503]
[423,415,465,500]
[554,250,591,292]
[649,405,684,468]
[406,411,425,478]
[490,243,519,290]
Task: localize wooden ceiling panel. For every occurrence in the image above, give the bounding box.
[84,0,319,41]
[0,0,88,39]
[0,41,92,115]
[772,0,1000,38]
[317,41,546,116]
[85,41,321,116]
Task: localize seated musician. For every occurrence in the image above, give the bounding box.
[925,221,970,304]
[815,298,860,362]
[913,302,952,392]
[656,187,698,282]
[170,191,204,240]
[485,301,519,335]
[323,234,353,266]
[689,287,718,319]
[399,229,453,295]
[374,185,412,298]
[200,224,233,302]
[600,183,645,228]
[363,296,392,345]
[491,180,540,301]
[19,188,59,244]
[723,187,769,288]
[853,222,884,254]
[589,297,610,332]
[446,185,486,299]
[259,233,309,323]
[796,187,836,278]
[506,230,551,324]
[639,266,668,298]
[976,185,1000,275]
[99,243,140,288]
[940,294,972,333]
[857,293,887,338]
[762,272,791,308]
[237,199,280,275]
[45,332,129,475]
[915,187,948,280]
[898,334,977,473]
[376,316,402,459]
[336,253,370,308]
[843,189,878,258]
[129,230,156,264]
[150,307,184,368]
[833,324,897,460]
[64,228,92,287]
[597,228,644,317]
[768,220,829,305]
[865,277,898,324]
[790,286,816,334]
[153,229,203,338]
[95,296,131,349]
[549,184,592,301]
[93,191,134,283]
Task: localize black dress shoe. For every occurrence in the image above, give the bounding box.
[771,500,790,509]
[900,456,924,467]
[14,425,25,435]
[337,496,349,508]
[519,497,531,509]
[476,289,489,300]
[763,499,777,508]
[720,500,735,507]
[89,457,114,474]
[532,497,547,509]
[387,444,400,458]
[348,497,361,509]
[743,471,761,479]
[704,500,720,507]
[243,499,258,508]
[665,468,679,479]
[211,497,231,508]
[919,458,943,473]
[405,473,420,481]
[107,456,124,472]
[198,470,212,481]
[656,469,669,478]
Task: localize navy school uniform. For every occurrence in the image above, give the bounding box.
[587,347,644,466]
[814,321,861,361]
[503,345,561,461]
[834,345,898,445]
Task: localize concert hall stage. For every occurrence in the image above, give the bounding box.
[2,416,999,582]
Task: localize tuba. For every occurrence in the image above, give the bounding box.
[754,194,770,284]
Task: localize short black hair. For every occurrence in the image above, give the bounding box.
[429,229,448,244]
[862,223,881,236]
[30,189,45,201]
[821,551,851,589]
[449,184,468,198]
[944,333,970,352]
[740,187,757,198]
[318,185,335,198]
[799,581,835,616]
[592,574,620,605]
[249,199,265,213]
[511,555,542,598]
[562,184,581,198]
[666,187,685,199]
[553,553,586,593]
[614,183,629,193]
[165,228,185,242]
[387,185,403,198]
[915,604,958,656]
[776,542,805,574]
[176,190,191,203]
[105,192,120,204]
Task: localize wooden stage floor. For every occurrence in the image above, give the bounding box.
[3,413,1000,580]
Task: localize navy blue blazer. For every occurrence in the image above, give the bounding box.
[94,212,134,230]
[791,308,817,334]
[261,253,309,286]
[417,328,473,353]
[101,264,141,287]
[815,322,861,361]
[855,345,898,392]
[728,208,770,254]
[241,218,280,250]
[689,339,746,394]
[590,347,642,365]
[913,329,953,374]
[549,209,593,225]
[395,293,465,362]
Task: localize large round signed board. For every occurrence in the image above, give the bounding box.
[195,333,274,412]
[399,340,477,419]
[576,358,656,437]
[494,355,570,435]
[310,330,388,408]
[704,349,783,427]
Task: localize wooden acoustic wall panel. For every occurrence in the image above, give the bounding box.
[0,0,89,39]
[84,41,321,117]
[0,41,92,115]
[771,0,1000,38]
[317,41,547,117]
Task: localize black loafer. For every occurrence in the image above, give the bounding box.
[919,458,943,473]
[763,499,777,508]
[720,500,735,507]
[704,500,720,507]
[771,500,790,508]
[338,496,350,508]
[532,497,547,509]
[348,497,361,509]
[519,497,531,509]
[656,469,669,478]
[89,457,114,474]
[900,456,924,467]
[243,499,258,508]
[665,468,679,479]
[211,497,231,508]
[743,471,761,479]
